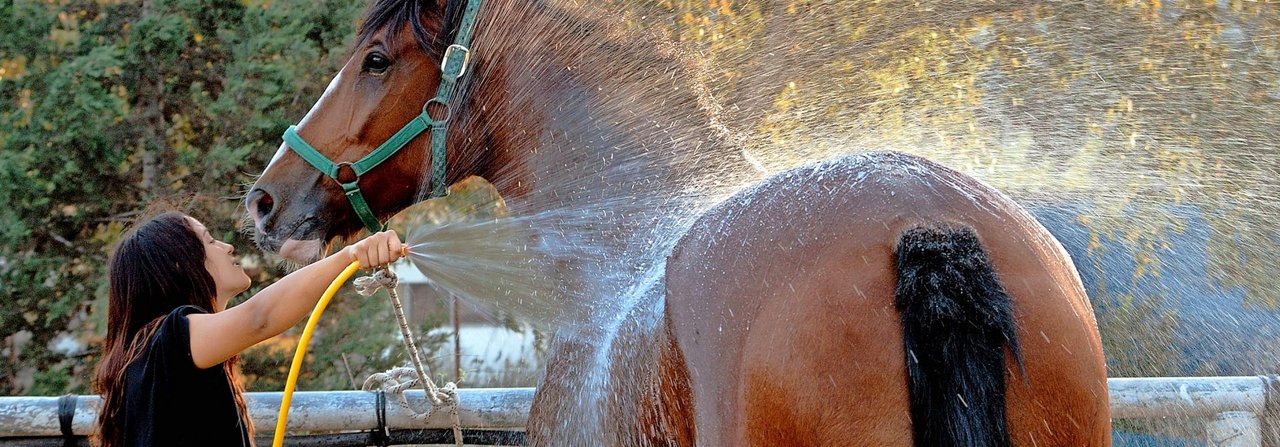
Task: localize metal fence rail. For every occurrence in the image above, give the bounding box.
[2,377,1278,445]
[0,388,533,437]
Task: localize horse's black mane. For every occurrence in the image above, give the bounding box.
[357,0,466,56]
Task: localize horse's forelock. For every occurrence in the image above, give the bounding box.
[355,0,467,57]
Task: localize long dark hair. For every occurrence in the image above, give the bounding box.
[92,212,254,446]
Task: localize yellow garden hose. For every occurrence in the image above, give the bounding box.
[272,261,361,447]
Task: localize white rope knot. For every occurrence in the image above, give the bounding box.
[363,368,463,446]
[362,367,458,418]
[357,266,463,446]
[353,268,398,296]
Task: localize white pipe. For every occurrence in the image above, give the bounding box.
[0,388,535,437]
[1109,376,1267,419]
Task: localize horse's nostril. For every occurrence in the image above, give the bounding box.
[259,194,274,219]
[251,189,275,222]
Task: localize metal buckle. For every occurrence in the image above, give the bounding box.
[335,162,360,184]
[441,44,471,79]
[423,98,451,123]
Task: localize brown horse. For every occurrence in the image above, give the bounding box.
[247,0,1110,445]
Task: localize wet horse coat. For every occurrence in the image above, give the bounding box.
[653,152,1109,445]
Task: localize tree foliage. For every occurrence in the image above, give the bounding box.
[0,0,364,394]
[3,0,1279,396]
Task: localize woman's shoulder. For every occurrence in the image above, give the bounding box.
[145,305,212,365]
[153,305,210,337]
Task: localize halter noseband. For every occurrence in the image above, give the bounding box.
[282,0,483,234]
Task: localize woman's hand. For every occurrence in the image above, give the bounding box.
[345,230,405,268]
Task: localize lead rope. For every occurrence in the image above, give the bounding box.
[354,268,463,447]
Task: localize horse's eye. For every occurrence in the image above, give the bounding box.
[362,52,391,74]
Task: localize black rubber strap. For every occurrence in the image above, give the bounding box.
[369,390,390,447]
[57,394,77,447]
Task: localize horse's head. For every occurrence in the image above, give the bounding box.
[248,0,749,265]
[247,1,478,262]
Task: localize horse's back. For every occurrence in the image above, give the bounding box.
[664,152,1109,446]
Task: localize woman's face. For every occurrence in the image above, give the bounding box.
[187,217,251,307]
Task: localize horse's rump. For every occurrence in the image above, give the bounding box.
[663,152,1109,446]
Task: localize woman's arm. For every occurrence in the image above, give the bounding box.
[187,231,403,369]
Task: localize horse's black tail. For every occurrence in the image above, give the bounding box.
[894,224,1023,447]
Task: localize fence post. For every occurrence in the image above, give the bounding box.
[1208,411,1262,447]
[1262,375,1280,447]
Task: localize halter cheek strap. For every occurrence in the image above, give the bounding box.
[282,0,484,234]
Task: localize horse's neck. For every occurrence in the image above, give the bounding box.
[467,3,755,231]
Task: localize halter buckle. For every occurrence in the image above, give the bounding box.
[441,44,471,79]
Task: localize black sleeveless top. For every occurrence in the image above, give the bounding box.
[121,305,251,446]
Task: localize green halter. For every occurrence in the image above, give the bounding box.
[282,0,483,234]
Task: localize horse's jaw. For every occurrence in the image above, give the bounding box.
[279,238,326,264]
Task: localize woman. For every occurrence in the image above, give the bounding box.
[93,212,403,446]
